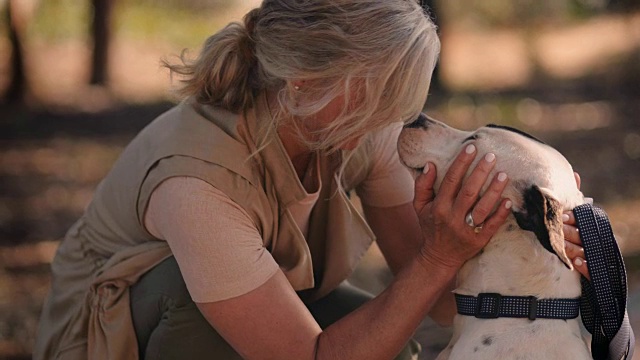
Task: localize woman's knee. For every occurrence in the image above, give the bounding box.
[130,257,190,342]
[129,256,243,359]
[130,256,192,308]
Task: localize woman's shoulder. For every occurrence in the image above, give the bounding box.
[122,99,259,184]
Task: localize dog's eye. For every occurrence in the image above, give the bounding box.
[462,134,478,143]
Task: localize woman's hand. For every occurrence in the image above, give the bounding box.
[563,172,591,280]
[413,144,512,271]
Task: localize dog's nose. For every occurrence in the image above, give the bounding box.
[404,113,430,129]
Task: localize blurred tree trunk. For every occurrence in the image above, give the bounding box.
[607,0,639,11]
[90,0,114,86]
[5,0,27,104]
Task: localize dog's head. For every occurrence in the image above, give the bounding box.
[398,114,585,269]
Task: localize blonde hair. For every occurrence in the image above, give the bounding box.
[165,0,440,151]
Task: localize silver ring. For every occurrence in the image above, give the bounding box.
[465,212,483,234]
[465,212,476,227]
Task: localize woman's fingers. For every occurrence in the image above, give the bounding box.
[563,213,590,280]
[562,211,575,226]
[438,144,508,232]
[466,171,509,225]
[564,239,584,260]
[572,255,590,281]
[574,258,590,280]
[566,239,589,281]
[414,163,436,214]
[437,144,477,202]
[478,198,513,238]
[452,152,497,216]
[416,144,511,267]
[563,223,582,246]
[562,211,581,248]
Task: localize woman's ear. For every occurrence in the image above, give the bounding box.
[291,80,304,90]
[513,185,573,269]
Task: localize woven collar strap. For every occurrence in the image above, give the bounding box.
[455,293,580,320]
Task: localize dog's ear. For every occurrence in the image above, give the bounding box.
[513,185,573,269]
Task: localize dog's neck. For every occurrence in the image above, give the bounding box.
[455,217,582,300]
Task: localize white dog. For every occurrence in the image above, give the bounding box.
[397,114,591,360]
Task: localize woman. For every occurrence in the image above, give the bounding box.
[34,0,588,359]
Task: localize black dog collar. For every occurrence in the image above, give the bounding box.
[454,204,634,360]
[455,293,580,320]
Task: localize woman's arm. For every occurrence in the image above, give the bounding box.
[196,145,511,359]
[196,249,458,360]
[143,178,458,358]
[362,202,422,275]
[362,202,457,326]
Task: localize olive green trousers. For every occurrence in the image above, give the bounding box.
[130,256,420,359]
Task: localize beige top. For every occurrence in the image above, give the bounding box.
[144,123,412,303]
[34,96,414,360]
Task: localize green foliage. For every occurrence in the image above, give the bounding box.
[26,0,231,47]
[29,0,91,42]
[114,2,228,48]
[134,0,236,11]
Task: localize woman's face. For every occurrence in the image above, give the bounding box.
[305,88,364,151]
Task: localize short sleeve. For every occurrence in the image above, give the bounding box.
[355,123,414,208]
[144,176,279,303]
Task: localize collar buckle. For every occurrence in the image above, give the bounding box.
[475,293,502,319]
[528,296,538,320]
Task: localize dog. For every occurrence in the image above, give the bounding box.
[397,114,591,360]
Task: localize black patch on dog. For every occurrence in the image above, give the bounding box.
[486,124,545,144]
[482,336,493,346]
[513,185,570,268]
[463,134,478,143]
